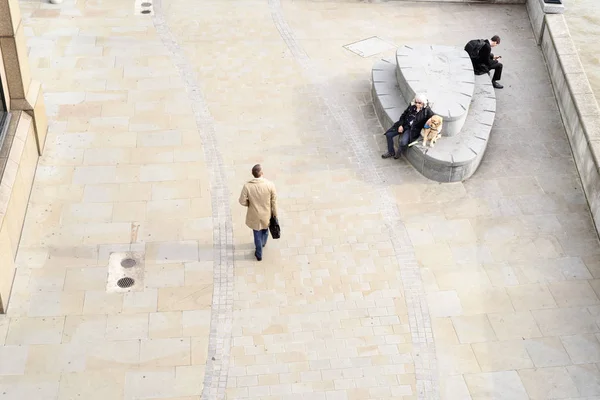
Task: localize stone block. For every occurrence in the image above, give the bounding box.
[420,157,452,183]
[372,63,395,82]
[378,93,406,111]
[0,49,9,111]
[473,109,495,127]
[464,136,487,155]
[0,0,21,37]
[553,37,578,58]
[524,337,571,367]
[518,367,579,399]
[59,371,126,400]
[590,140,600,168]
[539,0,565,14]
[526,0,546,43]
[0,344,28,374]
[0,23,31,100]
[465,371,528,400]
[583,115,600,143]
[574,94,600,118]
[452,145,477,165]
[0,224,16,312]
[140,338,191,367]
[565,73,594,95]
[559,54,585,75]
[22,81,48,155]
[6,316,65,344]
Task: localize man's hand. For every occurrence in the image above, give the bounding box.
[494,55,501,60]
[398,126,404,133]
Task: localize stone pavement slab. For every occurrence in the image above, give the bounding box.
[0,0,599,400]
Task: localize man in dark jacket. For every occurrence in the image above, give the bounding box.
[382,93,434,159]
[465,35,504,89]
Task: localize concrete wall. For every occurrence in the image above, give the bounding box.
[0,0,47,312]
[391,0,526,3]
[526,0,545,43]
[526,0,600,237]
[0,112,38,313]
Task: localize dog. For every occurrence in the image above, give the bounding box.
[421,115,444,147]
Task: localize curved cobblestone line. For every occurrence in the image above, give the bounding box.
[268,0,439,398]
[152,2,234,399]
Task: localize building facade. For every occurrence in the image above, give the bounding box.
[0,0,47,312]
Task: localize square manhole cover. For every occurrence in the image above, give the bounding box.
[344,36,396,58]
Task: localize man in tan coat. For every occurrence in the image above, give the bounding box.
[238,164,278,261]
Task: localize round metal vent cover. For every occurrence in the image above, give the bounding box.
[121,258,137,268]
[117,277,135,288]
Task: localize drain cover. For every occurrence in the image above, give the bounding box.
[134,0,154,15]
[121,258,137,268]
[117,277,136,288]
[107,251,144,293]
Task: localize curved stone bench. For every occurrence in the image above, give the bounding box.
[371,46,496,183]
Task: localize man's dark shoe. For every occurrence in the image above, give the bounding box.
[393,152,402,159]
[381,152,394,159]
[254,252,262,261]
[492,81,504,89]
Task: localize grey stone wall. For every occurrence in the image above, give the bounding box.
[527,3,600,236]
[390,0,525,3]
[527,0,546,43]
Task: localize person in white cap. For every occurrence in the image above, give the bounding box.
[381,93,433,159]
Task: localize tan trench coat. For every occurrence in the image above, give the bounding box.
[238,178,277,231]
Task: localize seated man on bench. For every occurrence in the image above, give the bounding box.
[464,35,504,89]
[382,93,434,159]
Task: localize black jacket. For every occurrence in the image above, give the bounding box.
[392,104,434,142]
[473,40,495,75]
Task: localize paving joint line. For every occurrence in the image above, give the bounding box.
[152,2,234,399]
[268,0,439,397]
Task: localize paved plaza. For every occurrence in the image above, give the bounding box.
[1,0,600,399]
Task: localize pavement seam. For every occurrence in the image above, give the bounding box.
[267,0,439,398]
[151,1,234,398]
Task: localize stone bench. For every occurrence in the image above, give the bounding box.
[371,45,497,182]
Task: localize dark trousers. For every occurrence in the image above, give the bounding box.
[253,229,269,258]
[489,60,503,82]
[384,126,411,155]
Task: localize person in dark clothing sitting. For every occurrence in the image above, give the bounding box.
[465,35,504,89]
[382,93,434,159]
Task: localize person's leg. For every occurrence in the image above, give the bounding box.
[261,228,269,248]
[489,61,503,88]
[382,126,399,158]
[253,230,263,260]
[491,62,503,81]
[397,130,412,155]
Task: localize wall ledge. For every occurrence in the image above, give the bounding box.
[527,0,600,238]
[0,110,38,313]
